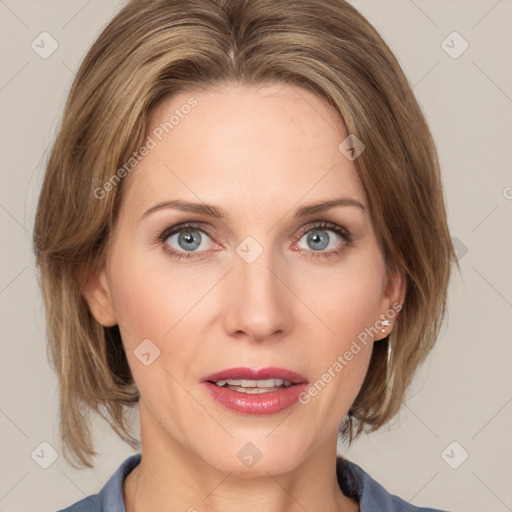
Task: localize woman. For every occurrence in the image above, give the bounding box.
[33,0,456,510]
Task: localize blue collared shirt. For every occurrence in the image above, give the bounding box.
[55,453,448,511]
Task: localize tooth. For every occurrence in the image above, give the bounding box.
[256,379,275,388]
[214,378,295,388]
[240,379,257,387]
[235,387,270,394]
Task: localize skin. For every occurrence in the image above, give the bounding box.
[84,82,405,512]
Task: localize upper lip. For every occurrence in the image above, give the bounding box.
[202,367,308,384]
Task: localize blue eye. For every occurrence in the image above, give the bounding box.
[299,228,337,251]
[295,222,351,259]
[160,224,214,258]
[158,221,351,260]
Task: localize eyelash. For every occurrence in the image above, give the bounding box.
[157,221,352,260]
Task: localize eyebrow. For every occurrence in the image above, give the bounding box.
[141,197,365,221]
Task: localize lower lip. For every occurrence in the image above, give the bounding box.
[202,382,309,415]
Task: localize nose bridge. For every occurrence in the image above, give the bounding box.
[223,242,290,341]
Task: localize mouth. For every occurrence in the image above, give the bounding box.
[201,367,309,415]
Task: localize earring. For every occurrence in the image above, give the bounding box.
[381,319,390,333]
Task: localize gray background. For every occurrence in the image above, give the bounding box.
[0,1,511,510]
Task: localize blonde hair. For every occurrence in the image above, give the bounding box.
[33,0,456,468]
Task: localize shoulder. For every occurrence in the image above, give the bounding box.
[337,457,450,512]
[55,453,142,512]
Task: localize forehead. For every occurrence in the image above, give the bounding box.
[120,82,367,219]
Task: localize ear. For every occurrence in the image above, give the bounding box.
[373,265,407,342]
[80,265,117,327]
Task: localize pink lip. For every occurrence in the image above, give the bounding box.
[202,367,308,384]
[201,367,309,415]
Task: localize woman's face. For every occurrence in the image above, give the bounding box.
[85,82,403,475]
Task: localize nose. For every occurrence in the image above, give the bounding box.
[222,247,292,343]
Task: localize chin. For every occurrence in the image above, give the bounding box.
[198,437,309,477]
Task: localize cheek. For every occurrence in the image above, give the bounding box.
[295,254,386,344]
[108,247,200,339]
[106,251,217,385]
[292,253,384,404]
[107,260,199,410]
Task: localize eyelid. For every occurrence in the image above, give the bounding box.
[158,222,217,243]
[294,220,350,240]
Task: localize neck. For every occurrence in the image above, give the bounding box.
[123,402,359,512]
